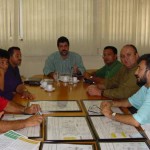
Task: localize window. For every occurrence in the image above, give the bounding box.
[0,0,150,56]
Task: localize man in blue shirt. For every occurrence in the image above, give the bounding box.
[43,36,86,78]
[0,49,43,133]
[0,47,34,100]
[100,54,150,126]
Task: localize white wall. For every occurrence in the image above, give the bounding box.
[19,55,104,78]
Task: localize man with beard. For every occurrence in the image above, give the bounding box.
[100,54,150,126]
[43,36,86,78]
[0,47,34,100]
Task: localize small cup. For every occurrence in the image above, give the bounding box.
[41,81,47,88]
[63,76,69,82]
[46,84,53,91]
[73,77,77,83]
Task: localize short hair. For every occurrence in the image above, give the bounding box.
[57,36,69,46]
[0,49,9,59]
[137,54,150,70]
[8,47,20,56]
[123,44,138,54]
[104,46,118,54]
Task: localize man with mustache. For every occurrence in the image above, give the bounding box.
[87,44,140,99]
[0,47,34,100]
[43,36,86,78]
[100,54,150,126]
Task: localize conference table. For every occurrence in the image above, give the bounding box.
[12,76,148,150]
[13,75,128,114]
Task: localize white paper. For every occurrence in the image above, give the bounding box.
[29,100,80,112]
[83,100,123,115]
[2,114,41,137]
[90,116,143,139]
[42,143,93,150]
[99,142,149,150]
[141,124,150,139]
[0,130,40,150]
[46,117,93,140]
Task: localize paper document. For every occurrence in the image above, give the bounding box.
[83,100,123,115]
[41,143,94,150]
[2,114,41,138]
[29,100,80,112]
[46,116,94,140]
[90,116,143,139]
[141,124,150,139]
[99,142,149,150]
[0,130,40,150]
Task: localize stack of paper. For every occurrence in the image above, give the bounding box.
[0,130,40,150]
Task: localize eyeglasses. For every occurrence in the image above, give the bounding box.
[88,105,102,114]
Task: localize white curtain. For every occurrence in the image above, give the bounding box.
[0,0,15,48]
[19,0,94,56]
[0,0,150,55]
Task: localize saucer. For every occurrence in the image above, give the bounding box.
[40,85,46,88]
[72,80,79,84]
[45,87,55,92]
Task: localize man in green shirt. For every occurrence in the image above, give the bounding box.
[87,44,140,99]
[88,46,122,84]
[95,46,122,78]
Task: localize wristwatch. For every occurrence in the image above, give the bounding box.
[112,112,116,120]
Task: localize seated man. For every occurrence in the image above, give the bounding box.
[1,47,34,100]
[100,54,150,127]
[87,46,122,83]
[0,49,43,132]
[87,44,140,99]
[43,36,86,79]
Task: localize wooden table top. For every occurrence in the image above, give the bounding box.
[13,79,108,105]
[12,76,147,149]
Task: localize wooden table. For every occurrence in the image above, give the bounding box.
[12,78,109,149]
[13,79,107,105]
[13,78,146,149]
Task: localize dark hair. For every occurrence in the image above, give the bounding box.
[8,47,20,56]
[124,44,138,54]
[57,36,69,46]
[0,49,9,59]
[137,54,150,70]
[104,46,118,54]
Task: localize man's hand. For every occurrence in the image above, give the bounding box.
[100,101,113,109]
[0,111,4,118]
[24,104,41,114]
[100,101,113,119]
[24,115,43,127]
[21,90,35,100]
[87,85,102,96]
[72,64,79,74]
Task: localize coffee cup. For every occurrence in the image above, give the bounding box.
[63,76,69,82]
[41,81,47,88]
[73,77,77,83]
[46,84,53,91]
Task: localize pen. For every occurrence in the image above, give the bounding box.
[36,111,42,115]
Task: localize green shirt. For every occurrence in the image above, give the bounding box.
[95,60,122,79]
[104,65,140,99]
[43,51,86,75]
